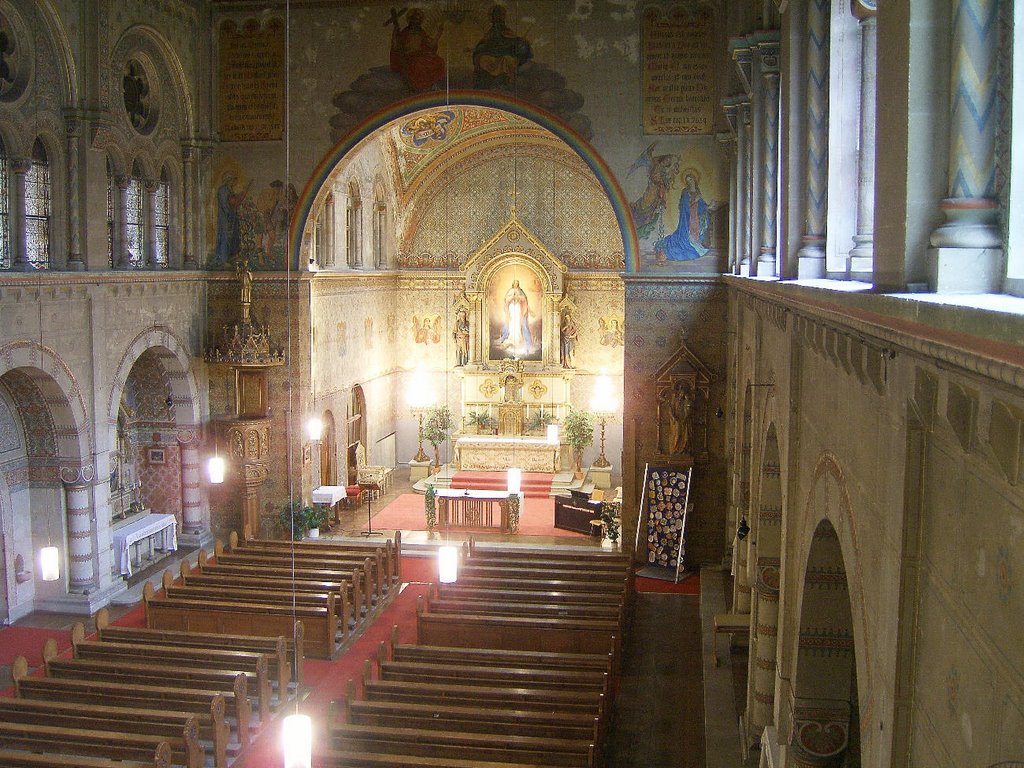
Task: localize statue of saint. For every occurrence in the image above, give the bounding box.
[453,308,470,366]
[560,310,578,368]
[660,381,695,454]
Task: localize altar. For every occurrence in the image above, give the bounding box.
[454,434,559,472]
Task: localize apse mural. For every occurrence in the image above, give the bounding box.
[329,5,592,142]
[487,262,543,362]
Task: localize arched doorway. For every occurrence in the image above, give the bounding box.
[319,410,338,487]
[790,517,860,767]
[347,385,367,486]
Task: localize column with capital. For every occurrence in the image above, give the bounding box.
[736,101,752,274]
[145,179,160,268]
[796,0,830,278]
[848,4,877,279]
[115,175,132,268]
[182,143,197,269]
[60,465,96,592]
[928,0,1001,292]
[747,565,780,746]
[758,41,781,278]
[65,118,85,271]
[177,429,205,535]
[10,158,32,270]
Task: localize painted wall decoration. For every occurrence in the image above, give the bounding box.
[336,321,348,358]
[413,314,442,344]
[642,6,716,135]
[207,163,296,270]
[218,18,285,141]
[628,142,727,271]
[487,262,543,362]
[123,58,154,134]
[598,315,624,347]
[328,5,592,142]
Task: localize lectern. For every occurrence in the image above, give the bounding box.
[359,481,383,536]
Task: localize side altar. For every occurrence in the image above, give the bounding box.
[454,434,559,472]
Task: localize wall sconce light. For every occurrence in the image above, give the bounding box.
[736,516,750,541]
[207,455,226,484]
[40,545,60,582]
[282,712,312,768]
[438,544,459,584]
[306,416,323,442]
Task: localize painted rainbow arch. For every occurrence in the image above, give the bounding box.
[287,90,640,273]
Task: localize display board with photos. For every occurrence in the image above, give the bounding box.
[637,464,693,582]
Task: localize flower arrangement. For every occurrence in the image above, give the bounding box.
[466,410,497,434]
[600,501,621,543]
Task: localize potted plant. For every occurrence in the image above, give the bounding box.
[562,408,595,477]
[424,484,437,531]
[422,404,455,472]
[525,409,556,435]
[466,410,496,435]
[279,499,325,540]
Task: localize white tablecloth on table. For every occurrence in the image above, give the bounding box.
[113,513,177,576]
[312,485,347,505]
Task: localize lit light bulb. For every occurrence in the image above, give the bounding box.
[207,456,226,484]
[438,545,459,584]
[282,713,312,768]
[40,546,60,582]
[506,467,522,494]
[306,416,323,442]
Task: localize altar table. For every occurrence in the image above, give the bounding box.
[454,435,558,472]
[435,488,522,533]
[312,485,347,526]
[113,512,178,576]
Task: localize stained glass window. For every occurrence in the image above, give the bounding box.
[0,138,9,270]
[124,168,143,268]
[24,139,50,270]
[153,170,170,268]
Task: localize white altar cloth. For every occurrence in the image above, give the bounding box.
[454,434,558,472]
[312,485,347,505]
[113,513,177,576]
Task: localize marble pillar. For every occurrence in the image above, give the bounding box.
[748,572,780,744]
[796,0,830,278]
[759,47,781,278]
[145,179,160,268]
[737,102,752,275]
[116,175,132,269]
[65,118,85,271]
[178,429,204,534]
[10,158,31,271]
[928,0,1001,292]
[182,143,198,269]
[848,9,877,279]
[60,465,96,592]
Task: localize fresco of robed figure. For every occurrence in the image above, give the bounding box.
[487,263,543,361]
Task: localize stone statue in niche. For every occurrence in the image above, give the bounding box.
[560,309,578,368]
[453,307,470,366]
[659,379,695,454]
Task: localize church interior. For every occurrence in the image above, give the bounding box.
[0,0,1023,766]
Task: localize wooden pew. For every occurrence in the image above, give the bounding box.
[206,547,376,615]
[326,722,594,767]
[227,531,401,594]
[317,748,571,768]
[12,657,237,749]
[0,699,204,768]
[143,581,338,659]
[61,633,275,721]
[0,722,177,768]
[0,747,171,768]
[92,609,301,688]
[238,524,403,584]
[425,591,624,624]
[39,643,253,738]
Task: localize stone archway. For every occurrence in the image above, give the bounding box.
[790,516,861,767]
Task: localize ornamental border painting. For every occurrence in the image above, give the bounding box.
[487,262,544,362]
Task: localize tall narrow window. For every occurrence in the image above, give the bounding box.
[106,159,115,267]
[124,164,144,268]
[324,193,336,267]
[1007,0,1024,292]
[373,188,387,270]
[24,138,50,270]
[0,138,10,270]
[346,181,362,268]
[153,169,170,268]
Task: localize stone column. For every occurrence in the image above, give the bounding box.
[60,465,96,592]
[736,102,752,275]
[928,0,1001,292]
[722,100,741,274]
[115,175,131,268]
[177,429,204,535]
[65,118,85,271]
[748,567,781,744]
[718,130,738,273]
[848,7,877,279]
[758,46,781,278]
[10,158,32,271]
[181,143,198,269]
[734,534,752,614]
[145,179,159,268]
[796,0,830,278]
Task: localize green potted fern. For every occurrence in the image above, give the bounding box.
[562,408,595,477]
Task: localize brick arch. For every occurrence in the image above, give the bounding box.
[0,340,90,461]
[106,327,200,437]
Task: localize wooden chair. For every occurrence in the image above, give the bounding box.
[355,442,393,498]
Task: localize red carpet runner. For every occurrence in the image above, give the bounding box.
[450,470,554,498]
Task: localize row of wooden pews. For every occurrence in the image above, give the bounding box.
[320,542,633,768]
[143,532,401,659]
[0,532,402,767]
